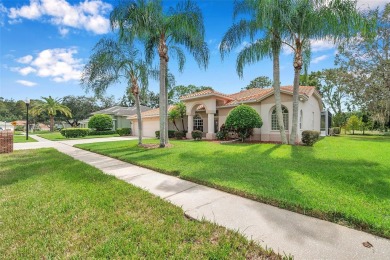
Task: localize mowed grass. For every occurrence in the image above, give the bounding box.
[13,135,37,143]
[37,132,120,141]
[0,149,279,259]
[77,135,390,238]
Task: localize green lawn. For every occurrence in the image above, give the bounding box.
[77,135,390,238]
[13,135,37,143]
[0,149,279,259]
[37,132,120,141]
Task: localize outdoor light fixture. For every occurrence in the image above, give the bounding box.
[25,98,30,140]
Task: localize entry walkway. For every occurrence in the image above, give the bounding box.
[14,136,390,259]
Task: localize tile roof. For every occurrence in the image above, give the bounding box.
[128,105,176,119]
[130,86,319,119]
[180,89,233,100]
[92,105,152,116]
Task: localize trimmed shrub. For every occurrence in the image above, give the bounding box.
[225,105,263,141]
[332,127,340,135]
[216,131,228,140]
[60,128,90,138]
[89,130,116,135]
[155,130,176,139]
[116,128,132,136]
[88,114,113,131]
[191,130,203,140]
[301,130,320,146]
[174,131,186,140]
[15,125,24,131]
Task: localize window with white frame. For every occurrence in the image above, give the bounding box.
[271,106,289,130]
[193,114,203,132]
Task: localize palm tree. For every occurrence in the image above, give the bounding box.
[220,0,288,144]
[81,38,149,145]
[30,96,71,132]
[110,0,209,147]
[280,0,370,145]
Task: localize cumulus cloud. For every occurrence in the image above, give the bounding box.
[16,55,33,64]
[312,55,329,64]
[0,3,7,26]
[310,39,335,52]
[17,80,37,87]
[8,0,112,34]
[14,48,83,82]
[357,0,389,9]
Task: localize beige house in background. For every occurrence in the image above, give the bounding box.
[129,86,323,143]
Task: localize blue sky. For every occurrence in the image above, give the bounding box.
[0,0,387,101]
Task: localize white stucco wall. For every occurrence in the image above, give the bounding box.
[131,117,188,137]
[298,95,322,140]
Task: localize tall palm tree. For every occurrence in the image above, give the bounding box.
[81,38,149,145]
[280,0,370,144]
[220,0,288,144]
[110,0,209,147]
[30,96,71,132]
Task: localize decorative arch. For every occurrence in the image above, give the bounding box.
[270,105,289,130]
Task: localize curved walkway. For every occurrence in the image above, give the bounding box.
[14,136,390,259]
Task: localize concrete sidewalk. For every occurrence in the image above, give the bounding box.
[14,136,390,259]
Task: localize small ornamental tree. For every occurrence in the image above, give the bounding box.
[346,115,361,135]
[225,105,263,141]
[88,114,113,131]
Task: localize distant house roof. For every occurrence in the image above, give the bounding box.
[92,105,152,117]
[128,105,176,120]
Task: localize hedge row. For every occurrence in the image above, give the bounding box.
[60,128,124,138]
[155,130,176,139]
[116,128,132,136]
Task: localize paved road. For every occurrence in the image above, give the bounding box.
[13,136,390,259]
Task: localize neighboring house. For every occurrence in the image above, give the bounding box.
[81,106,152,130]
[129,86,325,142]
[129,105,188,137]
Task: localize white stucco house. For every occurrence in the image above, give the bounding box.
[129,86,324,143]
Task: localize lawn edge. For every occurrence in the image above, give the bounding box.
[75,145,389,240]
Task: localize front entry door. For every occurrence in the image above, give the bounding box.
[214,119,219,133]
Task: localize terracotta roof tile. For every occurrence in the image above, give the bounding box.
[180,89,233,100]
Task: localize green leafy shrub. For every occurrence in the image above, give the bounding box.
[191,130,203,140]
[15,125,24,131]
[332,127,340,135]
[155,130,176,138]
[216,124,229,140]
[89,130,116,135]
[301,130,320,146]
[174,131,186,139]
[225,105,263,141]
[116,128,132,136]
[60,128,90,138]
[88,114,113,131]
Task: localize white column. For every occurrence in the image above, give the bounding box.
[206,113,215,139]
[187,115,193,139]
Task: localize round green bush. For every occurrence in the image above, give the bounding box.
[225,105,262,141]
[88,114,113,131]
[191,130,203,140]
[301,130,320,146]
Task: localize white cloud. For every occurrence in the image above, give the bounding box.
[235,41,250,53]
[8,0,112,35]
[357,0,389,9]
[58,27,69,36]
[19,66,37,75]
[0,3,7,26]
[12,48,83,82]
[310,39,335,52]
[16,80,37,87]
[312,55,329,64]
[16,55,33,64]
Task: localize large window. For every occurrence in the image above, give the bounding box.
[271,106,289,130]
[193,114,203,132]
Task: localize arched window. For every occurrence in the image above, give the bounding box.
[299,110,303,129]
[193,114,203,132]
[271,106,289,130]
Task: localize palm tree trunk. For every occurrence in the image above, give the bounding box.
[50,115,54,132]
[135,93,143,145]
[272,47,288,144]
[290,48,302,145]
[158,35,169,148]
[165,65,169,143]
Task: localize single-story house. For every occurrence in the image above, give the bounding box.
[80,105,152,130]
[129,86,325,142]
